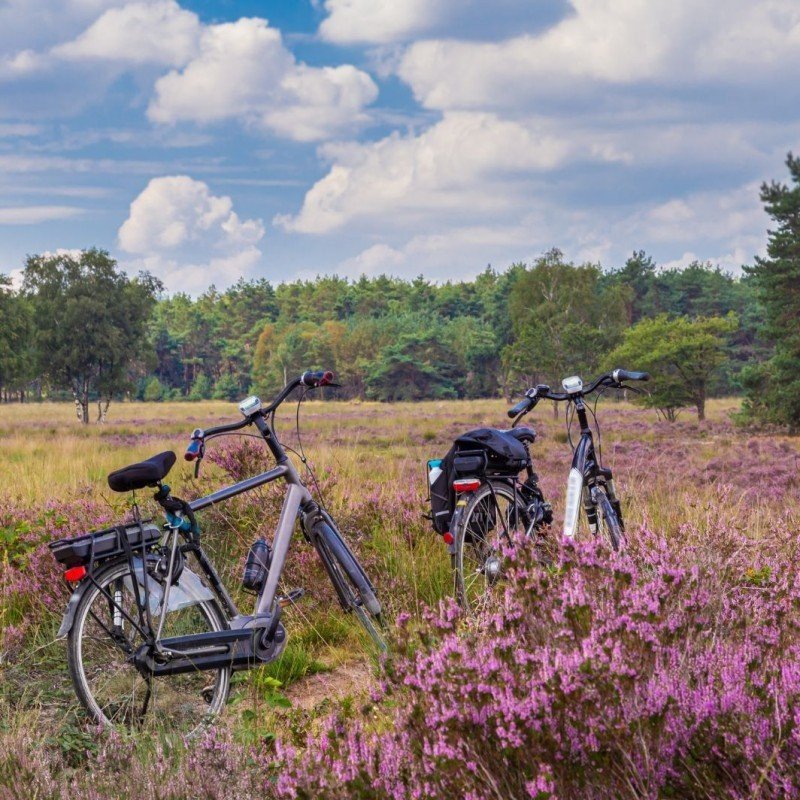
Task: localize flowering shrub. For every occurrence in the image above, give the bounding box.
[0,498,113,657]
[277,513,800,799]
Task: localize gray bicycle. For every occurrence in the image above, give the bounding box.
[50,371,384,735]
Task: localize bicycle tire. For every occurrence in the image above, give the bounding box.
[594,487,624,551]
[452,482,531,613]
[314,521,386,651]
[67,558,231,736]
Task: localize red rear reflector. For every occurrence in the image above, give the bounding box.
[442,532,454,544]
[64,565,87,582]
[453,478,481,493]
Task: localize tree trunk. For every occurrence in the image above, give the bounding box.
[74,378,90,424]
[696,390,706,421]
[552,400,559,420]
[97,397,110,423]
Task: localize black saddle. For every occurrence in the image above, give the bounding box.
[107,451,176,493]
[502,426,536,445]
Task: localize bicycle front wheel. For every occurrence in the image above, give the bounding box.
[452,482,530,613]
[594,487,624,551]
[313,517,386,651]
[67,558,231,736]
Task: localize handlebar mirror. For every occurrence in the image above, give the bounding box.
[562,375,583,395]
[238,395,262,417]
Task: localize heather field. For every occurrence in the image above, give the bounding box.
[1,398,799,799]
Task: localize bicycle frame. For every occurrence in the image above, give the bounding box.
[187,457,315,621]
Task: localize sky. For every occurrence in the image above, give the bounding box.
[0,0,798,294]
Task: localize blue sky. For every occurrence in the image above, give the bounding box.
[1,0,798,293]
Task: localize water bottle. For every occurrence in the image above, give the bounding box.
[428,459,443,485]
[242,538,271,593]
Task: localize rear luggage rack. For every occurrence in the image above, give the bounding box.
[49,520,162,568]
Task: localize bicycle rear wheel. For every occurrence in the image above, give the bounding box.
[67,558,230,736]
[452,482,530,613]
[312,517,386,651]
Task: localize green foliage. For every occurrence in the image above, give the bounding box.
[742,153,800,429]
[0,247,769,408]
[20,249,160,422]
[0,276,34,401]
[604,314,737,420]
[142,376,165,402]
[188,372,212,400]
[506,250,629,392]
[212,373,241,401]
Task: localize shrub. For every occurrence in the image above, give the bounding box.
[277,519,800,799]
[142,376,165,402]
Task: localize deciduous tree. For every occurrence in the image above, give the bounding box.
[604,314,737,421]
[22,249,160,423]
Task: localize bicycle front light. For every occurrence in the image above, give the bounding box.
[562,375,583,394]
[238,395,262,417]
[563,468,583,538]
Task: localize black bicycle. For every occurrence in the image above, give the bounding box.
[507,368,650,550]
[428,427,553,612]
[50,371,384,735]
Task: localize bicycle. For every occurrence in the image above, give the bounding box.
[50,371,384,735]
[429,427,553,612]
[507,368,650,550]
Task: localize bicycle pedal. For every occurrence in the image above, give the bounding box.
[278,588,305,607]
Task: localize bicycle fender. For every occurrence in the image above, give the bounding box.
[56,587,84,639]
[54,563,217,640]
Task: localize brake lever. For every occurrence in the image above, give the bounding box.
[194,457,202,479]
[618,383,647,396]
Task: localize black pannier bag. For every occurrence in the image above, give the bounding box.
[454,428,530,475]
[426,427,532,535]
[428,456,453,535]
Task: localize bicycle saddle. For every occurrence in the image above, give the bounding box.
[107,451,177,493]
[502,426,536,445]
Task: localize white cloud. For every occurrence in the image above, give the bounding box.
[318,0,547,45]
[0,123,41,136]
[324,180,769,282]
[334,243,406,278]
[0,1,126,55]
[53,1,201,67]
[148,17,378,141]
[130,248,262,295]
[622,183,768,272]
[277,111,581,233]
[398,0,800,110]
[118,176,265,292]
[0,205,84,224]
[319,0,442,44]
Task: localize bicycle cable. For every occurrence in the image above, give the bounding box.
[566,401,576,451]
[291,387,330,514]
[588,388,604,466]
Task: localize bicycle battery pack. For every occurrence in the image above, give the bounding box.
[49,521,162,568]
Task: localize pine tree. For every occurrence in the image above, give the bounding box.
[743,154,800,428]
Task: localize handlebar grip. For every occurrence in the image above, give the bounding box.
[185,429,204,461]
[507,396,534,418]
[300,370,335,387]
[613,369,650,382]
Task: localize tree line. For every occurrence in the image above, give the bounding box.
[1,154,798,428]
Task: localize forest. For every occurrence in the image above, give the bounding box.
[0,252,760,405]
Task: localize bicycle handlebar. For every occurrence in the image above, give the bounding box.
[300,370,334,388]
[612,368,649,383]
[507,368,650,418]
[184,369,336,459]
